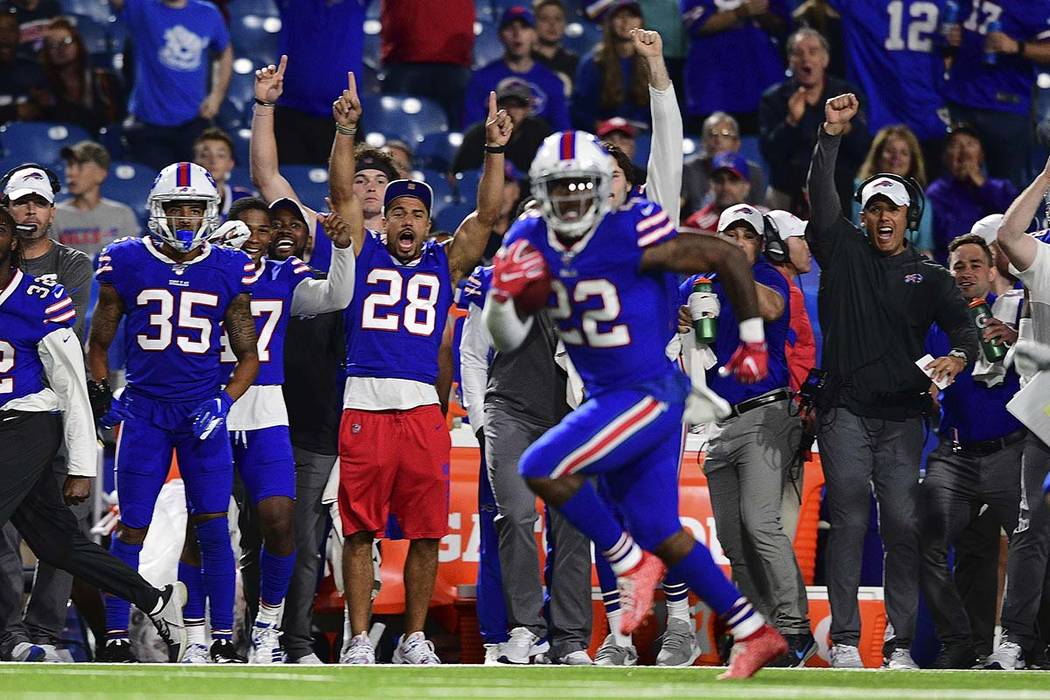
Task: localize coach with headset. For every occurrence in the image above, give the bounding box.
[683,203,814,666]
[807,95,978,670]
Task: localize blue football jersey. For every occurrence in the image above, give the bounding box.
[0,270,76,406]
[220,256,312,386]
[96,237,257,403]
[456,265,492,311]
[503,201,680,397]
[344,231,453,385]
[942,0,1050,115]
[829,0,948,140]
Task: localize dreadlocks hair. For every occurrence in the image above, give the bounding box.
[0,206,18,269]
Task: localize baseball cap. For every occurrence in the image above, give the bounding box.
[3,166,55,204]
[496,79,534,107]
[766,210,807,241]
[499,5,535,29]
[859,176,910,209]
[970,213,1004,245]
[269,197,312,227]
[384,179,434,217]
[60,140,111,171]
[597,117,637,139]
[710,152,749,180]
[717,203,765,236]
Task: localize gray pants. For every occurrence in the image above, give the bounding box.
[919,438,1022,647]
[281,447,337,660]
[704,399,809,635]
[818,407,924,653]
[0,466,91,658]
[484,407,592,658]
[1000,434,1050,651]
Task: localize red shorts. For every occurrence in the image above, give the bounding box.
[338,404,451,539]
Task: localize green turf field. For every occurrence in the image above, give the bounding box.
[3,665,1050,700]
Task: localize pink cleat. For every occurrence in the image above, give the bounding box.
[718,624,788,680]
[616,552,666,635]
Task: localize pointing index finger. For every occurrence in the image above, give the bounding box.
[347,71,358,98]
[276,54,288,78]
[487,91,497,119]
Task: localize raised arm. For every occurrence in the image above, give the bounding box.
[997,156,1049,272]
[290,207,356,315]
[329,73,367,255]
[446,92,513,285]
[222,294,260,401]
[807,94,857,233]
[250,55,300,204]
[634,29,683,225]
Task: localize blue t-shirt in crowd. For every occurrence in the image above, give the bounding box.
[829,0,948,141]
[122,0,229,126]
[942,0,1050,115]
[463,59,570,131]
[926,293,1023,443]
[682,261,791,405]
[681,0,789,116]
[277,0,366,118]
[570,50,651,130]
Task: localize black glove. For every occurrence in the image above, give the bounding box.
[86,378,113,423]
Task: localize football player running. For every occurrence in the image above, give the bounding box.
[328,74,511,665]
[88,162,260,663]
[484,130,787,679]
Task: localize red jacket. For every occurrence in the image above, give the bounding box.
[774,266,816,393]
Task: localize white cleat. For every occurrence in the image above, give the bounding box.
[182,643,210,664]
[147,582,188,663]
[829,644,864,669]
[392,631,441,665]
[339,633,375,665]
[983,641,1025,670]
[498,627,549,665]
[249,621,283,664]
[483,644,502,666]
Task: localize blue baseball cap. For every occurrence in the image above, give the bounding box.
[710,151,750,180]
[499,5,535,29]
[383,179,433,217]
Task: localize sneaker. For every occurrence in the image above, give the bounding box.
[182,643,210,664]
[146,582,187,663]
[339,633,375,665]
[555,650,593,665]
[616,552,666,635]
[249,621,283,664]
[718,624,788,680]
[983,641,1025,670]
[37,644,62,663]
[594,634,638,667]
[392,631,441,665]
[97,639,138,663]
[209,639,246,664]
[883,647,918,670]
[933,643,976,670]
[784,632,817,668]
[10,642,46,662]
[829,643,864,669]
[1025,644,1050,670]
[498,627,549,665]
[656,617,699,667]
[483,644,502,666]
[291,653,324,665]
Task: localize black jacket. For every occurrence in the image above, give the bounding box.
[806,128,978,419]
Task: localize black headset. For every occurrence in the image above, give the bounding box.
[853,173,925,232]
[0,163,62,201]
[762,213,788,264]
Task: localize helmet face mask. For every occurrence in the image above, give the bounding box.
[147,162,220,253]
[529,131,614,240]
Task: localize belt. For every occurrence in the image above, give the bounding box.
[729,389,793,418]
[956,428,1027,457]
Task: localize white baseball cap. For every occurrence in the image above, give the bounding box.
[3,167,55,204]
[717,203,765,236]
[969,214,1004,245]
[859,176,910,209]
[766,210,806,241]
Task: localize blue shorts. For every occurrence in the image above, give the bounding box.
[519,381,687,551]
[231,425,295,504]
[115,393,233,529]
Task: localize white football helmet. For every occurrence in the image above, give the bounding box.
[147,162,220,252]
[529,130,614,239]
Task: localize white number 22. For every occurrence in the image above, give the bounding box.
[549,279,630,348]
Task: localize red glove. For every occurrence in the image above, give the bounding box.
[491,239,549,303]
[720,341,769,384]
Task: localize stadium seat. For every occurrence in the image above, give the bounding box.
[282,165,330,212]
[100,161,156,224]
[418,169,455,212]
[453,169,481,204]
[97,123,125,162]
[230,129,252,168]
[226,66,257,112]
[433,201,474,234]
[416,132,464,172]
[61,0,114,23]
[562,19,602,58]
[231,14,281,67]
[68,13,112,57]
[228,165,253,191]
[360,95,448,145]
[226,0,278,17]
[0,122,92,169]
[472,19,503,69]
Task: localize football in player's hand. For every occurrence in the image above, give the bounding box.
[514,267,552,315]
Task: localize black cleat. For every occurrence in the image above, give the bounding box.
[210,639,247,664]
[97,639,139,663]
[933,643,977,670]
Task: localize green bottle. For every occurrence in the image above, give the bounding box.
[690,278,718,345]
[968,297,1007,363]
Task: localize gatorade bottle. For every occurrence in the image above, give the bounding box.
[689,278,718,344]
[985,19,1002,65]
[968,297,1007,362]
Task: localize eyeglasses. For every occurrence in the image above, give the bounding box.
[45,36,75,49]
[707,130,739,139]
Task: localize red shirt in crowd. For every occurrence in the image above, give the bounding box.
[381,0,475,68]
[774,265,816,393]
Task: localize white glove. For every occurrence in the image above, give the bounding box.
[207,219,251,250]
